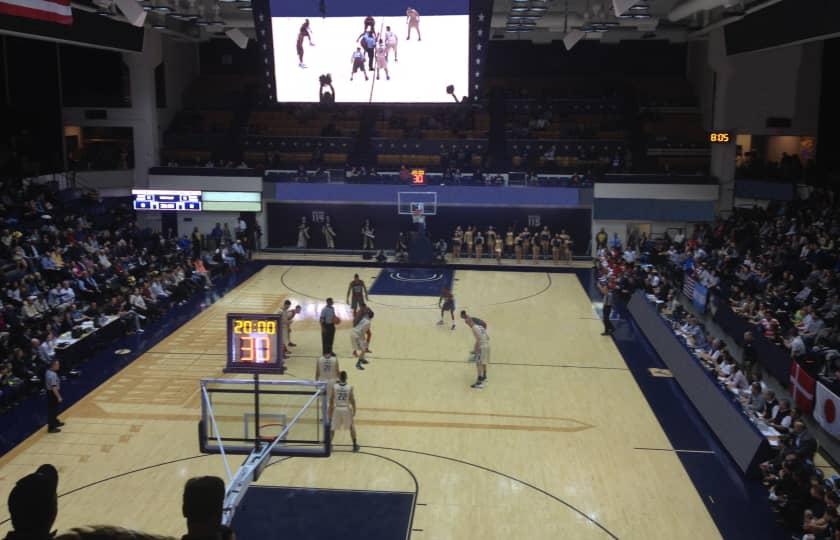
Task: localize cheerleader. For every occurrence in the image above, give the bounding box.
[464,226,474,258]
[494,236,503,263]
[452,226,463,259]
[559,229,573,262]
[486,226,497,254]
[297,217,311,248]
[521,226,531,255]
[322,216,336,249]
[539,226,551,260]
[531,236,540,263]
[474,230,484,260]
[361,219,375,250]
[505,226,515,258]
[514,233,523,263]
[551,233,562,264]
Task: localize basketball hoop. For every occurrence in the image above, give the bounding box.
[411,208,425,224]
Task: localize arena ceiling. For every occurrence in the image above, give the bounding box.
[68,0,779,46]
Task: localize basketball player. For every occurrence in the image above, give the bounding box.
[352,309,374,370]
[375,39,390,81]
[461,311,489,388]
[297,19,314,68]
[406,7,421,40]
[463,226,474,258]
[438,287,456,329]
[351,301,373,356]
[384,26,399,62]
[322,217,336,249]
[346,274,369,315]
[452,226,463,258]
[316,350,339,403]
[329,371,359,452]
[350,47,369,82]
[285,304,302,348]
[363,15,375,33]
[280,300,292,357]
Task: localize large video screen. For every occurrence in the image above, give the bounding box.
[269,0,470,103]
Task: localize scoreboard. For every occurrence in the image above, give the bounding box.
[224,313,286,374]
[132,189,202,211]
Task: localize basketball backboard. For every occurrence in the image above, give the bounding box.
[397,191,438,215]
[198,378,330,458]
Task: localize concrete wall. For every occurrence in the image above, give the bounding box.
[61,31,199,189]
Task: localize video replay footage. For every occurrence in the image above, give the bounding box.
[269,0,470,103]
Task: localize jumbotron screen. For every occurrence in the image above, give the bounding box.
[270,0,469,103]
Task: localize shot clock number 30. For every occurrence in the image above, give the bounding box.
[225,313,286,374]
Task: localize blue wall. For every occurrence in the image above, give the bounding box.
[274,183,583,207]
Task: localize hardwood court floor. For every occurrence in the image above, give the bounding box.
[0,266,721,540]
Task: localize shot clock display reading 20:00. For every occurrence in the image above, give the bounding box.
[232,319,277,335]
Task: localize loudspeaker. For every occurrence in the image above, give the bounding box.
[612,0,637,16]
[114,0,147,27]
[226,28,249,50]
[563,30,585,51]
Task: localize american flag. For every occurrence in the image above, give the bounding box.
[0,0,72,24]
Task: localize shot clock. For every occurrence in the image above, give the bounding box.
[225,313,285,374]
[709,132,732,143]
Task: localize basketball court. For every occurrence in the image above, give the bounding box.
[0,264,721,539]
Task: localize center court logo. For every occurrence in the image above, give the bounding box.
[388,271,444,283]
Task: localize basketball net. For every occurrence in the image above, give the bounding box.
[411,208,426,224]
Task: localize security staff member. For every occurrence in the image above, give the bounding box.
[599,283,615,336]
[45,359,64,433]
[320,298,337,354]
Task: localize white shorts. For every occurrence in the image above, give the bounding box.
[351,329,367,351]
[477,346,490,365]
[332,407,354,431]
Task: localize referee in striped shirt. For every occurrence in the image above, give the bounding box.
[320,298,336,354]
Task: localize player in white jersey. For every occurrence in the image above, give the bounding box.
[330,370,359,452]
[351,309,374,370]
[280,300,292,358]
[384,26,398,62]
[316,351,340,403]
[462,310,489,388]
[375,40,390,81]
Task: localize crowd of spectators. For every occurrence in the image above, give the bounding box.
[0,177,244,412]
[595,186,840,538]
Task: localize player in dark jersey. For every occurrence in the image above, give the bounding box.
[438,287,456,330]
[363,15,375,33]
[297,19,314,68]
[350,47,369,81]
[346,273,369,315]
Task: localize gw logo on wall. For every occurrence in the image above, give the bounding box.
[528,215,541,227]
[311,211,326,223]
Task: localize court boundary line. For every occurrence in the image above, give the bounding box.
[279,266,556,309]
[633,447,716,455]
[325,444,620,539]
